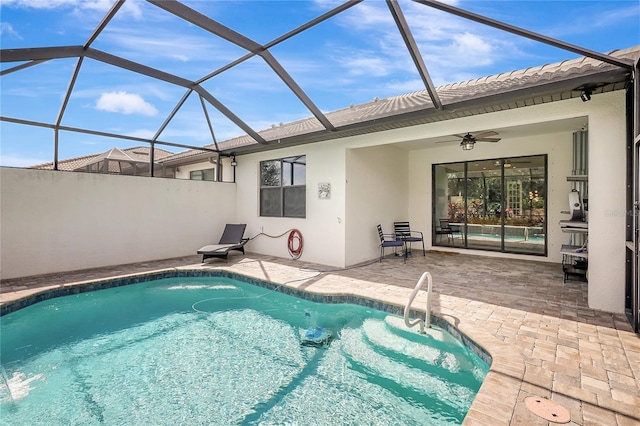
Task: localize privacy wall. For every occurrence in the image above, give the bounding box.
[0,168,237,279]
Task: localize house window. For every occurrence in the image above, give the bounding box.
[433,155,547,255]
[260,155,306,218]
[190,168,215,181]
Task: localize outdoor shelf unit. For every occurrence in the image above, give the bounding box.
[560,171,588,283]
[560,244,588,283]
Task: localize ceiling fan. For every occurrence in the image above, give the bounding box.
[436,131,501,150]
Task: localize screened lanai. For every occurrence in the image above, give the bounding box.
[1,0,639,330]
[3,3,640,424]
[2,0,636,165]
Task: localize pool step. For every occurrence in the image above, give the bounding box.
[382,316,476,362]
[358,317,486,387]
[384,315,459,346]
[339,323,477,416]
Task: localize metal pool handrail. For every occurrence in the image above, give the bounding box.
[404,271,432,334]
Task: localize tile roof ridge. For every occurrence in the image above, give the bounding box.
[30,145,174,169]
[437,46,638,90]
[162,44,640,159]
[30,152,99,169]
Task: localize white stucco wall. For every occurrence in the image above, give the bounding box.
[231,91,627,312]
[0,168,237,279]
[232,142,408,268]
[4,91,626,313]
[402,92,626,312]
[345,145,408,266]
[586,92,627,312]
[233,142,348,267]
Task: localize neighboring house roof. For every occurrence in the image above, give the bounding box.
[170,45,637,159]
[32,146,174,172]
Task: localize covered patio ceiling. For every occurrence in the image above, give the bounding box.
[0,0,636,166]
[393,117,590,151]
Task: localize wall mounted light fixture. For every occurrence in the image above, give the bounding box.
[230,155,237,167]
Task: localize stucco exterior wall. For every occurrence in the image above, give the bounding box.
[586,93,627,312]
[345,145,408,266]
[402,92,625,312]
[231,91,626,312]
[234,142,348,267]
[3,91,626,313]
[0,168,237,279]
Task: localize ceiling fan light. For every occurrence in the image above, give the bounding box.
[461,139,475,150]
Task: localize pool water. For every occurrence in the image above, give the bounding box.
[466,233,544,243]
[0,277,488,425]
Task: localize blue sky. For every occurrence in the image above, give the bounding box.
[1,0,638,167]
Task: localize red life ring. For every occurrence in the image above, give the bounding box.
[287,229,303,259]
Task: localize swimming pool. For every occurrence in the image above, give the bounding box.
[0,275,489,425]
[466,233,544,243]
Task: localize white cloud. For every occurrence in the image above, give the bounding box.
[323,0,503,84]
[384,78,424,94]
[293,0,528,99]
[344,56,390,77]
[0,22,22,39]
[100,25,239,66]
[2,0,107,10]
[125,128,157,139]
[2,0,142,18]
[449,32,494,67]
[171,54,190,62]
[95,91,158,116]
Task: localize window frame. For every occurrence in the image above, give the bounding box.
[260,155,306,218]
[190,168,215,181]
[432,154,548,256]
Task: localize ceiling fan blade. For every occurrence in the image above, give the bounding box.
[473,131,498,139]
[437,131,499,144]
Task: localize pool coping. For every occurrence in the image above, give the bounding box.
[1,264,531,425]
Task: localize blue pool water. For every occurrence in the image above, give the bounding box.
[466,233,544,242]
[0,277,488,425]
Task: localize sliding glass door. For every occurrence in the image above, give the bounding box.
[433,155,547,255]
[503,156,546,254]
[433,162,465,247]
[466,159,503,251]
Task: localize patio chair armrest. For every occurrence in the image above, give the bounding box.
[382,233,400,240]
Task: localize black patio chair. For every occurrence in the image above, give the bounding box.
[435,219,455,245]
[197,224,249,262]
[377,224,405,262]
[394,221,426,256]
